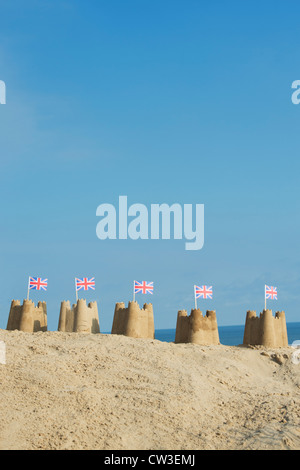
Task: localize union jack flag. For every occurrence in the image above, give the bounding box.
[134,280,153,294]
[265,285,277,300]
[75,277,95,291]
[195,285,213,299]
[29,277,48,291]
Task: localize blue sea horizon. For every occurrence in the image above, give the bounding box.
[153,322,300,346]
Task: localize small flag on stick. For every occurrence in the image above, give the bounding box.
[265,285,277,309]
[75,277,95,301]
[133,280,153,301]
[194,285,213,309]
[27,277,48,300]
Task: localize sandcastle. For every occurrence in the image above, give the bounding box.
[175,308,220,345]
[6,299,47,332]
[243,309,288,348]
[111,301,155,339]
[58,299,100,334]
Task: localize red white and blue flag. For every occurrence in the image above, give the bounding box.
[195,285,213,299]
[134,280,153,295]
[265,285,277,300]
[29,277,48,291]
[75,277,95,291]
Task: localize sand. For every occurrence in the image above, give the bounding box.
[0,329,299,450]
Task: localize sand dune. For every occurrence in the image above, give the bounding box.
[0,329,299,450]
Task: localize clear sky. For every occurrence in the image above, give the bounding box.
[0,0,300,332]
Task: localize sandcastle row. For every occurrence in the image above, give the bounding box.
[5,298,289,348]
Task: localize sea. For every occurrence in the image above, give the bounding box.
[154,322,300,346]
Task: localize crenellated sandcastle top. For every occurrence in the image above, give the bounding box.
[175,308,220,345]
[58,299,100,334]
[111,301,155,339]
[6,299,47,332]
[243,309,288,348]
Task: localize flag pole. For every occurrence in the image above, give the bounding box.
[264,285,266,311]
[194,285,197,310]
[75,278,78,303]
[133,280,135,302]
[27,277,30,301]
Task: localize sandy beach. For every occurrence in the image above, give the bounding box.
[0,329,299,450]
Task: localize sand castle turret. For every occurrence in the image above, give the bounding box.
[111,301,155,339]
[6,299,47,332]
[175,309,220,345]
[243,309,288,348]
[58,299,100,333]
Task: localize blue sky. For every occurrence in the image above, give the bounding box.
[0,0,300,332]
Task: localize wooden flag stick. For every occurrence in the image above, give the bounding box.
[75,278,78,302]
[27,277,30,301]
[194,285,197,310]
[133,280,135,302]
